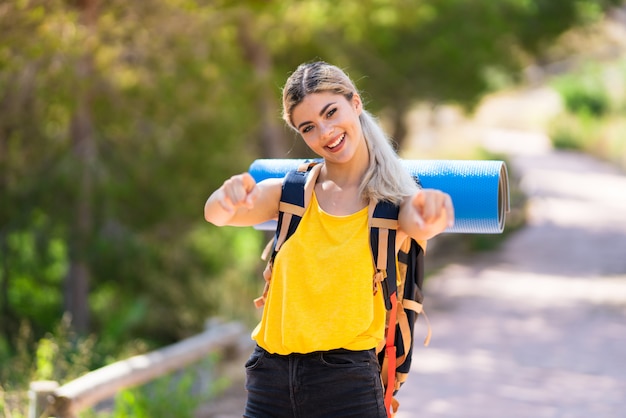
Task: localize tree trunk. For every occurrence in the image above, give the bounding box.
[0,96,9,341]
[0,67,34,345]
[390,105,409,152]
[65,0,98,333]
[0,211,10,342]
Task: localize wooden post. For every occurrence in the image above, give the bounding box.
[28,380,59,418]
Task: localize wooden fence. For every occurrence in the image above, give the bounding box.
[28,320,248,418]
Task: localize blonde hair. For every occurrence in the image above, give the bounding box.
[282,61,418,204]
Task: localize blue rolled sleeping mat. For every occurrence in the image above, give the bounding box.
[248,159,510,234]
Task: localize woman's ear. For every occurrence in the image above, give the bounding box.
[352,93,363,115]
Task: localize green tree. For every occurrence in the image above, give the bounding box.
[1,0,262,351]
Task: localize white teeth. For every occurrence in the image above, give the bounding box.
[328,133,345,149]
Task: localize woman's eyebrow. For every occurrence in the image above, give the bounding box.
[296,102,336,130]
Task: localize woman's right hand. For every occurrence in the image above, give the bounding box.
[204,173,282,227]
[218,173,260,214]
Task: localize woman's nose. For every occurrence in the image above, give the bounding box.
[320,123,335,138]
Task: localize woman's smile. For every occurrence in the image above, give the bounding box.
[326,133,346,151]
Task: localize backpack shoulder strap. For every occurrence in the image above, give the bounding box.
[369,199,400,416]
[254,160,322,308]
[369,200,399,309]
[274,161,322,252]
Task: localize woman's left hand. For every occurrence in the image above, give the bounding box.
[400,189,455,240]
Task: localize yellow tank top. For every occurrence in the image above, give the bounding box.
[252,192,386,354]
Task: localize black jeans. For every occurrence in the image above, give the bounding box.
[244,345,387,418]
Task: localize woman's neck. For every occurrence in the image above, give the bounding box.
[315,146,370,215]
[320,139,370,188]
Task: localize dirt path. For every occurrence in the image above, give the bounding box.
[395,128,626,418]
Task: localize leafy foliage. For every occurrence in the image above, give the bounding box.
[553,69,611,116]
[1,0,259,345]
[548,57,626,168]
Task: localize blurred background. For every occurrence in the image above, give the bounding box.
[2,0,626,416]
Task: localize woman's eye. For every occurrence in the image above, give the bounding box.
[326,108,337,118]
[302,125,313,134]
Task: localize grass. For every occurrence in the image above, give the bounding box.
[548,58,626,172]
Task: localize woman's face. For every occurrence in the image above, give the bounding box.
[290,91,365,163]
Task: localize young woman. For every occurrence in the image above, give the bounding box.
[204,61,454,418]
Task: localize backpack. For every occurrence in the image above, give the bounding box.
[253,161,431,418]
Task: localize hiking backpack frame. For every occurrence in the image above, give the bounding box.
[254,161,431,417]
